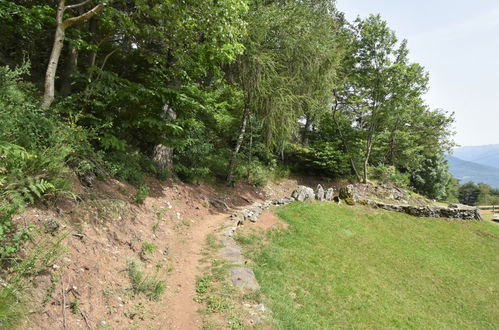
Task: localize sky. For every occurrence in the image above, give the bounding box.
[336,0,499,147]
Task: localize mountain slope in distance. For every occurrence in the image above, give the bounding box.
[452,144,499,169]
[446,155,499,188]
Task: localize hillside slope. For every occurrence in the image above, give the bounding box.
[452,144,499,169]
[447,155,499,188]
[3,177,297,330]
[237,202,499,329]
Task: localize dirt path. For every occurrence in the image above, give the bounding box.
[20,178,298,330]
[158,212,229,329]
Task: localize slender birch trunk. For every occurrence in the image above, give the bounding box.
[226,106,250,184]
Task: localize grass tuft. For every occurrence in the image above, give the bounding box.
[126,259,165,301]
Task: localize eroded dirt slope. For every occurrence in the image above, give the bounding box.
[14,177,296,330]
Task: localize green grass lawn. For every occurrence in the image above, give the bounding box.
[239,202,499,329]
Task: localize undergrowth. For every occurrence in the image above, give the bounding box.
[0,232,66,329]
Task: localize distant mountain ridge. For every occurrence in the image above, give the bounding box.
[452,144,499,169]
[446,155,499,188]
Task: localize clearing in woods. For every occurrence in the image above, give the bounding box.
[235,202,499,329]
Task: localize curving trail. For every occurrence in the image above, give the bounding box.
[157,213,229,329]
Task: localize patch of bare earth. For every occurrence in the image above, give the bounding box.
[14,177,296,329]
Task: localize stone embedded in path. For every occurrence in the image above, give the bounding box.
[230,267,260,290]
[218,236,245,265]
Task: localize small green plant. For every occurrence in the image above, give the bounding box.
[134,184,148,204]
[70,298,80,314]
[43,271,61,305]
[152,221,160,233]
[196,275,212,295]
[141,241,158,255]
[126,259,165,301]
[124,302,145,320]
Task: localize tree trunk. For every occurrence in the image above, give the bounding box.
[302,114,312,145]
[331,104,361,182]
[226,107,250,184]
[43,24,65,108]
[363,127,375,184]
[60,44,78,96]
[153,145,174,171]
[363,156,370,184]
[153,104,177,171]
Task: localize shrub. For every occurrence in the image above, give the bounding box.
[371,164,410,187]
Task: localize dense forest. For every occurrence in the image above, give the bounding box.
[0,0,459,258]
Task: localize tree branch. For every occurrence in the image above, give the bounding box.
[65,0,92,10]
[62,4,104,29]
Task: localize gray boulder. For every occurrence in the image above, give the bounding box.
[339,184,356,201]
[316,184,325,201]
[230,267,260,290]
[325,188,334,201]
[291,186,315,202]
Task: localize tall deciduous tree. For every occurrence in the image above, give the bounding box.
[43,0,104,107]
[333,15,433,183]
[226,0,344,183]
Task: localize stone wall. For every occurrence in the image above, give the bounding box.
[368,201,482,221]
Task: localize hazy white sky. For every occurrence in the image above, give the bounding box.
[336,0,499,147]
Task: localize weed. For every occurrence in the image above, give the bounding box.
[206,234,223,249]
[141,241,158,255]
[124,303,145,320]
[70,298,80,314]
[152,221,161,233]
[196,275,212,295]
[126,259,165,301]
[134,184,148,204]
[0,232,66,328]
[43,271,60,305]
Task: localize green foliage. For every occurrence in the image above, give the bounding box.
[70,299,80,314]
[410,154,453,201]
[0,65,81,257]
[141,241,158,255]
[457,182,499,206]
[134,184,149,204]
[370,164,410,187]
[286,143,351,179]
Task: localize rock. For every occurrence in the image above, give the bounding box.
[219,236,245,265]
[339,184,356,201]
[291,186,315,202]
[230,267,260,290]
[325,188,334,201]
[273,197,294,205]
[209,198,229,211]
[315,184,325,201]
[43,219,61,235]
[370,201,482,220]
[448,203,460,209]
[333,196,341,204]
[79,172,96,187]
